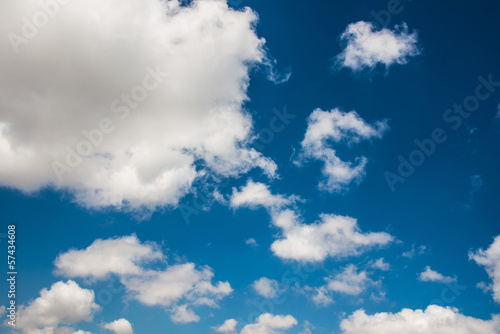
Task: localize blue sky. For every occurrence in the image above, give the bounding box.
[1,0,500,333]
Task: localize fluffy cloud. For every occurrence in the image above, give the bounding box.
[56,235,232,323]
[370,258,390,271]
[170,304,200,324]
[240,314,297,334]
[335,21,420,71]
[270,210,393,262]
[469,235,500,302]
[214,319,238,334]
[298,108,387,192]
[340,305,500,334]
[54,235,162,279]
[103,318,133,334]
[17,280,99,332]
[418,266,456,283]
[230,180,296,210]
[0,0,279,213]
[252,277,280,299]
[310,265,375,306]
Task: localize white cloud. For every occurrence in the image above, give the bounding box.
[170,304,200,324]
[0,0,279,214]
[402,244,426,259]
[55,235,162,279]
[122,263,232,319]
[103,318,133,334]
[17,280,99,331]
[298,108,388,192]
[22,328,92,334]
[310,265,375,306]
[370,258,390,271]
[470,235,500,302]
[270,210,393,262]
[213,319,238,334]
[336,21,420,71]
[240,313,297,334]
[56,235,232,323]
[340,305,500,334]
[245,238,259,247]
[0,305,5,316]
[418,266,456,283]
[230,180,296,210]
[252,277,280,299]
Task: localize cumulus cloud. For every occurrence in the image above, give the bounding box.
[310,265,375,306]
[230,180,297,210]
[245,238,259,247]
[340,305,500,334]
[270,210,393,262]
[54,235,162,279]
[418,266,456,283]
[0,0,279,214]
[252,277,280,299]
[370,258,390,271]
[335,21,420,71]
[298,108,388,192]
[213,319,238,334]
[470,235,500,302]
[103,318,133,334]
[16,280,99,332]
[56,235,232,323]
[240,314,297,334]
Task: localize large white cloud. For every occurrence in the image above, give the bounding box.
[298,108,387,192]
[340,305,500,334]
[54,235,163,279]
[240,313,297,334]
[469,235,500,302]
[270,209,393,262]
[16,280,99,332]
[0,0,279,213]
[335,21,420,71]
[56,235,232,323]
[103,318,133,334]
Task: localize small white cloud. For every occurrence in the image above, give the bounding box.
[230,180,297,210]
[370,258,390,271]
[336,21,420,72]
[54,235,163,280]
[245,238,259,247]
[402,244,426,259]
[17,280,100,331]
[418,266,456,283]
[0,305,5,316]
[103,318,133,334]
[270,210,393,262]
[340,305,500,334]
[170,305,200,324]
[252,278,280,299]
[240,313,298,334]
[298,108,388,192]
[213,319,238,334]
[470,235,500,303]
[310,265,375,306]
